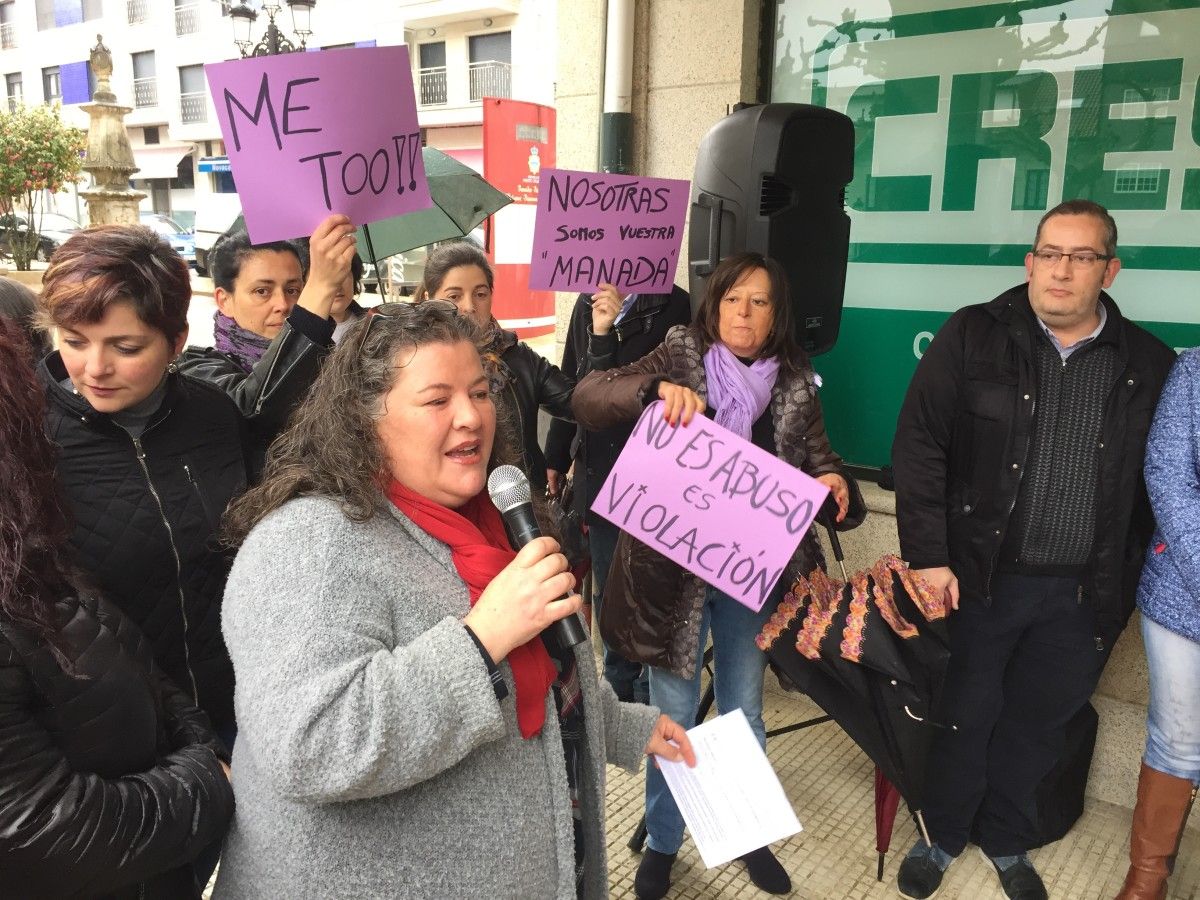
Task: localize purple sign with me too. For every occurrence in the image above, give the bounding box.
[205,45,432,244]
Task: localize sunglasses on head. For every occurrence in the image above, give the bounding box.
[355,299,460,355]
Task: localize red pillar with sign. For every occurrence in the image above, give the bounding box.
[482,98,556,339]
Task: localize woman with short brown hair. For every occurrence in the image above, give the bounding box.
[37,225,248,752]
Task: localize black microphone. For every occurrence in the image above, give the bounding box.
[487,464,590,652]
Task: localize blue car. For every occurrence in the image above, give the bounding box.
[140,213,196,266]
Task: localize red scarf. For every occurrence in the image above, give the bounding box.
[385,480,558,739]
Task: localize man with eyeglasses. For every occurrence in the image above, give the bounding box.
[891,199,1175,900]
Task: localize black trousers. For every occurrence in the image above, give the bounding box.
[922,573,1108,857]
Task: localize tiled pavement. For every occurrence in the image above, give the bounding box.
[203,669,1197,899]
[603,675,1200,900]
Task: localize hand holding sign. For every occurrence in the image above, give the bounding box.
[657,381,705,428]
[293,214,357,321]
[589,283,623,336]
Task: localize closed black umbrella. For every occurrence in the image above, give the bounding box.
[757,555,954,878]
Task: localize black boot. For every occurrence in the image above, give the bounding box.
[634,849,677,900]
[739,845,792,894]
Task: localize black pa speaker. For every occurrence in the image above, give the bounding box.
[688,103,854,357]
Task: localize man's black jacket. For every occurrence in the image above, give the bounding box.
[891,283,1175,647]
[544,286,691,520]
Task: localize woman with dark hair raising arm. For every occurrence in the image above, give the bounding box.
[0,317,233,899]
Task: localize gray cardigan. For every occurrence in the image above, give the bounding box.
[214,495,660,899]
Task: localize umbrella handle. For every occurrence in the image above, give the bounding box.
[817,501,848,581]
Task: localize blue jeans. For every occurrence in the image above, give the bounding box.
[644,584,779,855]
[590,518,648,703]
[1142,615,1200,782]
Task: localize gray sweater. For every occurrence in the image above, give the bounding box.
[214,495,660,899]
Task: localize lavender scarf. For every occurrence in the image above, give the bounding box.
[213,311,272,374]
[703,341,780,439]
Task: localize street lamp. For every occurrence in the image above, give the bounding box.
[230,1,316,57]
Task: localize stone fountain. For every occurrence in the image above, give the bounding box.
[79,35,145,226]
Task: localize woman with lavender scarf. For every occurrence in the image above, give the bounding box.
[176,214,356,466]
[572,252,861,899]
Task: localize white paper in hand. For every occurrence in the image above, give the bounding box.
[655,708,802,868]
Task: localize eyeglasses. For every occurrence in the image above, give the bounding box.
[355,299,459,355]
[1031,248,1111,267]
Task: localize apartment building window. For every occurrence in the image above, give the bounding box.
[175,0,199,36]
[1,2,16,50]
[5,72,21,111]
[144,125,160,145]
[128,0,150,24]
[42,66,61,104]
[418,42,447,106]
[132,51,157,108]
[468,32,511,101]
[34,0,101,30]
[179,64,206,123]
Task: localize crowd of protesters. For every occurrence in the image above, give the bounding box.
[0,198,1193,900]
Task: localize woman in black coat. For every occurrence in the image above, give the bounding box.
[35,226,252,744]
[0,317,233,899]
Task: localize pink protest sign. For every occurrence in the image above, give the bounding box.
[529,168,688,293]
[205,46,432,244]
[592,401,831,611]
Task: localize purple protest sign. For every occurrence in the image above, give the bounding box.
[529,168,688,293]
[205,46,432,244]
[591,401,831,612]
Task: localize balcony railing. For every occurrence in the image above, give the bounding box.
[127,0,149,24]
[133,77,157,108]
[1,22,16,50]
[175,2,199,36]
[180,91,206,123]
[468,60,511,102]
[418,66,447,106]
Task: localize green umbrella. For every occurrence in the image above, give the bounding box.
[356,147,512,264]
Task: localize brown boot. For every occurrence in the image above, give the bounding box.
[1115,763,1197,900]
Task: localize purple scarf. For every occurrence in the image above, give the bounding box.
[213,311,272,374]
[703,341,780,439]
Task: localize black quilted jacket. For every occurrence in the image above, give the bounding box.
[39,353,247,730]
[0,595,234,899]
[497,336,575,489]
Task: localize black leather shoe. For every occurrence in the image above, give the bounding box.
[634,849,677,900]
[978,849,1048,900]
[897,842,953,899]
[738,845,791,894]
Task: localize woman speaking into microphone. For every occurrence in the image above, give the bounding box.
[214,300,693,898]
